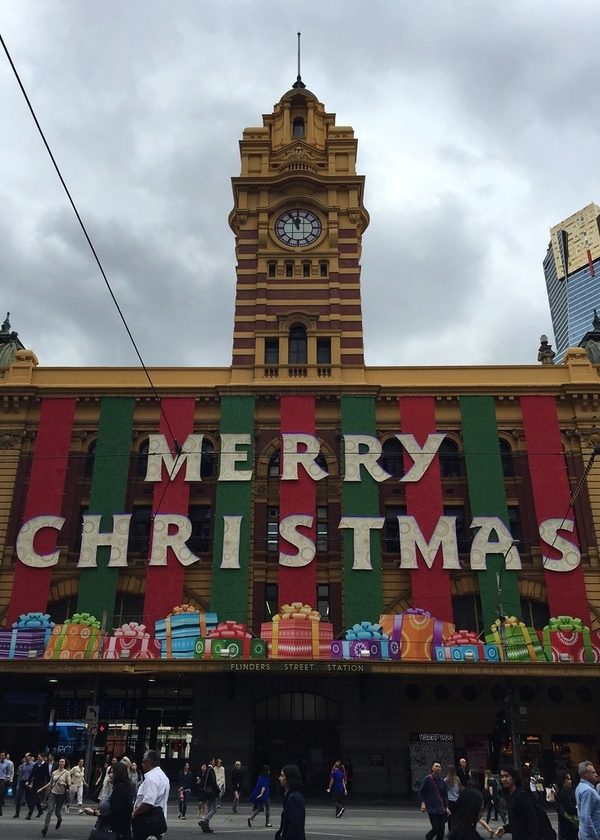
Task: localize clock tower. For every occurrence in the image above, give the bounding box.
[229,79,369,380]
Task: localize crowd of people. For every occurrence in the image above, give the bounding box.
[418,756,600,840]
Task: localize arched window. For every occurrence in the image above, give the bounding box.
[380,437,404,478]
[499,438,515,477]
[292,117,305,138]
[288,324,307,364]
[439,438,462,478]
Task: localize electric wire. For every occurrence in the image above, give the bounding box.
[0,33,182,463]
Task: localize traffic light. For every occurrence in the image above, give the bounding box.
[96,721,108,746]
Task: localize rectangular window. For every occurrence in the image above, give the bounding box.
[129,506,152,555]
[187,504,211,554]
[317,505,328,552]
[317,584,330,619]
[303,262,311,278]
[267,506,279,553]
[265,583,278,620]
[320,261,328,277]
[317,338,331,364]
[285,262,294,278]
[265,338,279,364]
[384,505,406,554]
[268,261,276,278]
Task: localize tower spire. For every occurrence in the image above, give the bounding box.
[292,31,306,89]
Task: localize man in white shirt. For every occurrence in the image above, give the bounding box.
[132,750,169,838]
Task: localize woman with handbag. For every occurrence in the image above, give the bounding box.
[84,762,133,840]
[38,757,70,837]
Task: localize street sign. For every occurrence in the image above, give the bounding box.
[85,705,100,725]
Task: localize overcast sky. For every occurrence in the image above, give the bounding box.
[1,1,599,369]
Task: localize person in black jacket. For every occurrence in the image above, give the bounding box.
[84,761,133,840]
[231,761,244,813]
[448,770,494,840]
[495,766,539,840]
[275,764,305,840]
[554,772,578,840]
[28,753,50,818]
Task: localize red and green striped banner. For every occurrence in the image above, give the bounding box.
[521,395,590,622]
[143,397,195,628]
[7,398,76,624]
[210,395,255,622]
[400,396,452,622]
[76,397,135,631]
[278,395,317,607]
[340,395,382,627]
[460,395,521,629]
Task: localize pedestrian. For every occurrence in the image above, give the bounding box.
[0,750,13,816]
[448,769,493,840]
[554,771,578,840]
[131,749,169,840]
[495,765,540,840]
[275,764,305,840]
[37,756,70,837]
[68,757,86,813]
[177,761,193,820]
[575,761,600,840]
[29,753,50,819]
[99,756,118,802]
[13,752,36,819]
[248,764,272,828]
[128,761,142,796]
[457,758,469,789]
[84,761,133,840]
[445,765,461,830]
[196,763,208,818]
[419,760,451,840]
[484,769,501,823]
[214,758,226,808]
[231,760,244,813]
[198,758,220,834]
[326,759,347,818]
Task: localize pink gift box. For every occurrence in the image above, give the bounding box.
[103,622,160,660]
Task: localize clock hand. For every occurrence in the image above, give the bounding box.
[293,214,301,230]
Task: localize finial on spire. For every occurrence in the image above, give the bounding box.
[292,31,306,89]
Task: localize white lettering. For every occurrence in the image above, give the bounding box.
[338,516,384,569]
[16,515,65,568]
[77,514,132,568]
[469,517,521,570]
[397,516,460,569]
[218,433,253,481]
[538,518,580,571]
[148,514,200,567]
[343,435,391,483]
[145,434,203,482]
[281,434,328,481]
[279,515,315,567]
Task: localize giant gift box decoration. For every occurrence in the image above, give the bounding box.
[193,620,267,659]
[0,612,55,660]
[485,617,547,662]
[330,621,400,660]
[103,622,161,660]
[260,603,333,659]
[155,605,218,659]
[379,608,455,661]
[542,616,594,663]
[44,612,101,659]
[434,629,499,662]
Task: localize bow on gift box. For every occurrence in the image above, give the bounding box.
[65,612,101,629]
[346,621,387,640]
[209,620,252,639]
[171,604,198,615]
[274,603,321,621]
[445,630,480,646]
[13,612,55,629]
[114,622,150,639]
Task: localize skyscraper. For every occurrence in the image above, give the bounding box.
[544,202,600,359]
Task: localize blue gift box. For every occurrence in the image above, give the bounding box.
[155,608,218,659]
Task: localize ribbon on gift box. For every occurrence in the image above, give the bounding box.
[488,616,544,661]
[346,621,387,640]
[273,603,321,657]
[208,620,252,639]
[542,615,593,663]
[172,604,197,615]
[12,612,54,630]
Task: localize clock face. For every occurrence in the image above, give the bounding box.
[275,209,322,247]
